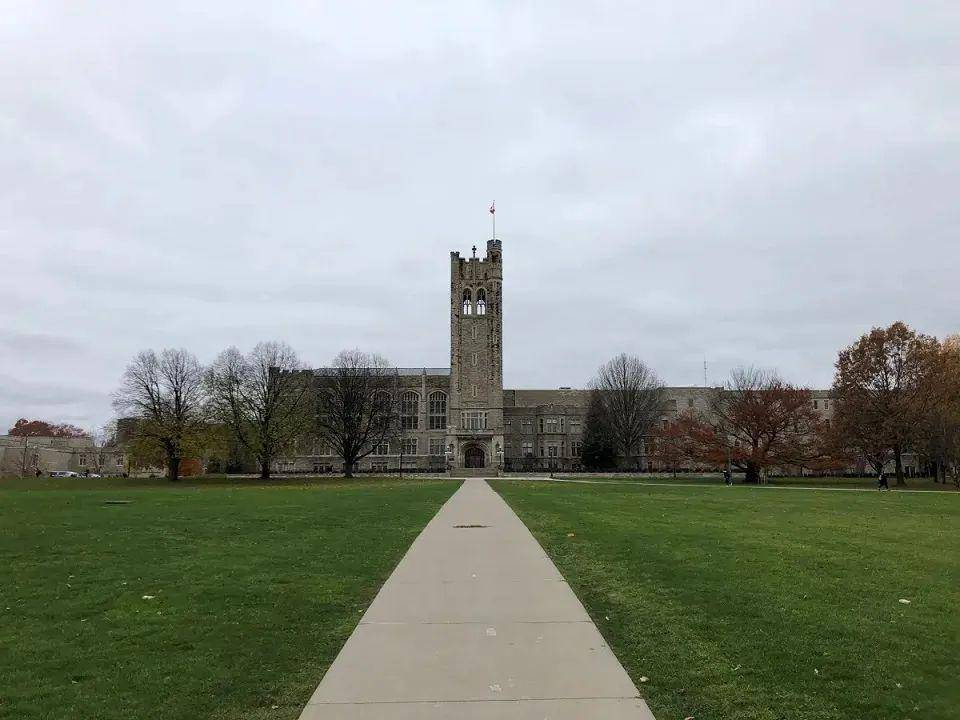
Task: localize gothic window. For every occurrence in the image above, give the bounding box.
[428,391,447,430]
[476,288,486,315]
[400,391,419,429]
[462,289,473,315]
[461,411,488,430]
[401,438,418,455]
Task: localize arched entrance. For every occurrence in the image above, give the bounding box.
[464,445,485,469]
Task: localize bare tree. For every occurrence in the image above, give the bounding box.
[90,420,119,475]
[589,354,665,469]
[207,342,310,479]
[315,350,397,478]
[113,349,207,481]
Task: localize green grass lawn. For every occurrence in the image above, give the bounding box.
[0,476,458,720]
[565,474,957,491]
[492,479,960,720]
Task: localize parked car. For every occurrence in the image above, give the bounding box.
[49,471,79,478]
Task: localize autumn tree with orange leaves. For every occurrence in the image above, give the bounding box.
[683,368,825,483]
[8,419,88,438]
[832,322,948,485]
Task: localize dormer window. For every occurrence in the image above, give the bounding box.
[462,289,473,315]
[476,288,486,315]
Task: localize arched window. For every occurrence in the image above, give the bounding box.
[428,391,447,430]
[476,288,486,315]
[400,391,419,430]
[462,289,473,315]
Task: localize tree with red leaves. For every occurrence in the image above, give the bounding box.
[687,368,824,483]
[8,419,88,438]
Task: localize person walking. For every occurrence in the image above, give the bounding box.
[877,471,889,491]
[723,469,732,486]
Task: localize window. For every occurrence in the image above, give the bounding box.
[545,418,559,433]
[671,399,679,411]
[476,288,486,315]
[472,352,478,367]
[813,400,819,409]
[572,440,583,457]
[824,400,830,410]
[428,391,447,429]
[539,418,544,433]
[78,454,87,467]
[116,456,124,467]
[570,418,582,432]
[521,418,532,429]
[401,438,418,455]
[461,411,488,430]
[472,384,478,398]
[522,442,534,457]
[547,445,558,458]
[687,398,694,408]
[373,442,390,455]
[505,419,512,429]
[429,438,445,456]
[539,446,545,457]
[400,391,419,429]
[471,324,478,340]
[462,289,473,315]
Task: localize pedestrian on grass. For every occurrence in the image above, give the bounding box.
[723,469,732,486]
[877,471,889,491]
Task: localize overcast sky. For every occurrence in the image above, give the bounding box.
[1,1,957,431]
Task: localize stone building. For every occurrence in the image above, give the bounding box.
[0,435,125,476]
[278,237,857,474]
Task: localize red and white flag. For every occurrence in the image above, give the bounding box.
[489,201,495,214]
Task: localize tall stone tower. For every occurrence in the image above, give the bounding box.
[447,239,504,470]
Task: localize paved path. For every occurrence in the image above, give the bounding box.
[299,478,654,719]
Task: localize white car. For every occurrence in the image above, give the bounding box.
[49,471,80,478]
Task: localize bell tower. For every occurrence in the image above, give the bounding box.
[448,239,504,471]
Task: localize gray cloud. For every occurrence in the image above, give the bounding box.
[1,1,958,430]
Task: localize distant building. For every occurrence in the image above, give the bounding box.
[275,238,863,475]
[0,435,125,476]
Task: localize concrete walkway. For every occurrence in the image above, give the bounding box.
[299,478,654,719]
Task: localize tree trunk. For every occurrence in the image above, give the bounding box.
[167,455,181,482]
[344,459,354,478]
[744,461,759,484]
[894,447,905,486]
[260,464,271,480]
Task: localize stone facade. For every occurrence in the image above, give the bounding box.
[276,238,889,475]
[0,435,125,476]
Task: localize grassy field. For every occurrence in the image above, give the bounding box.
[562,473,958,491]
[493,479,960,720]
[0,476,458,720]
